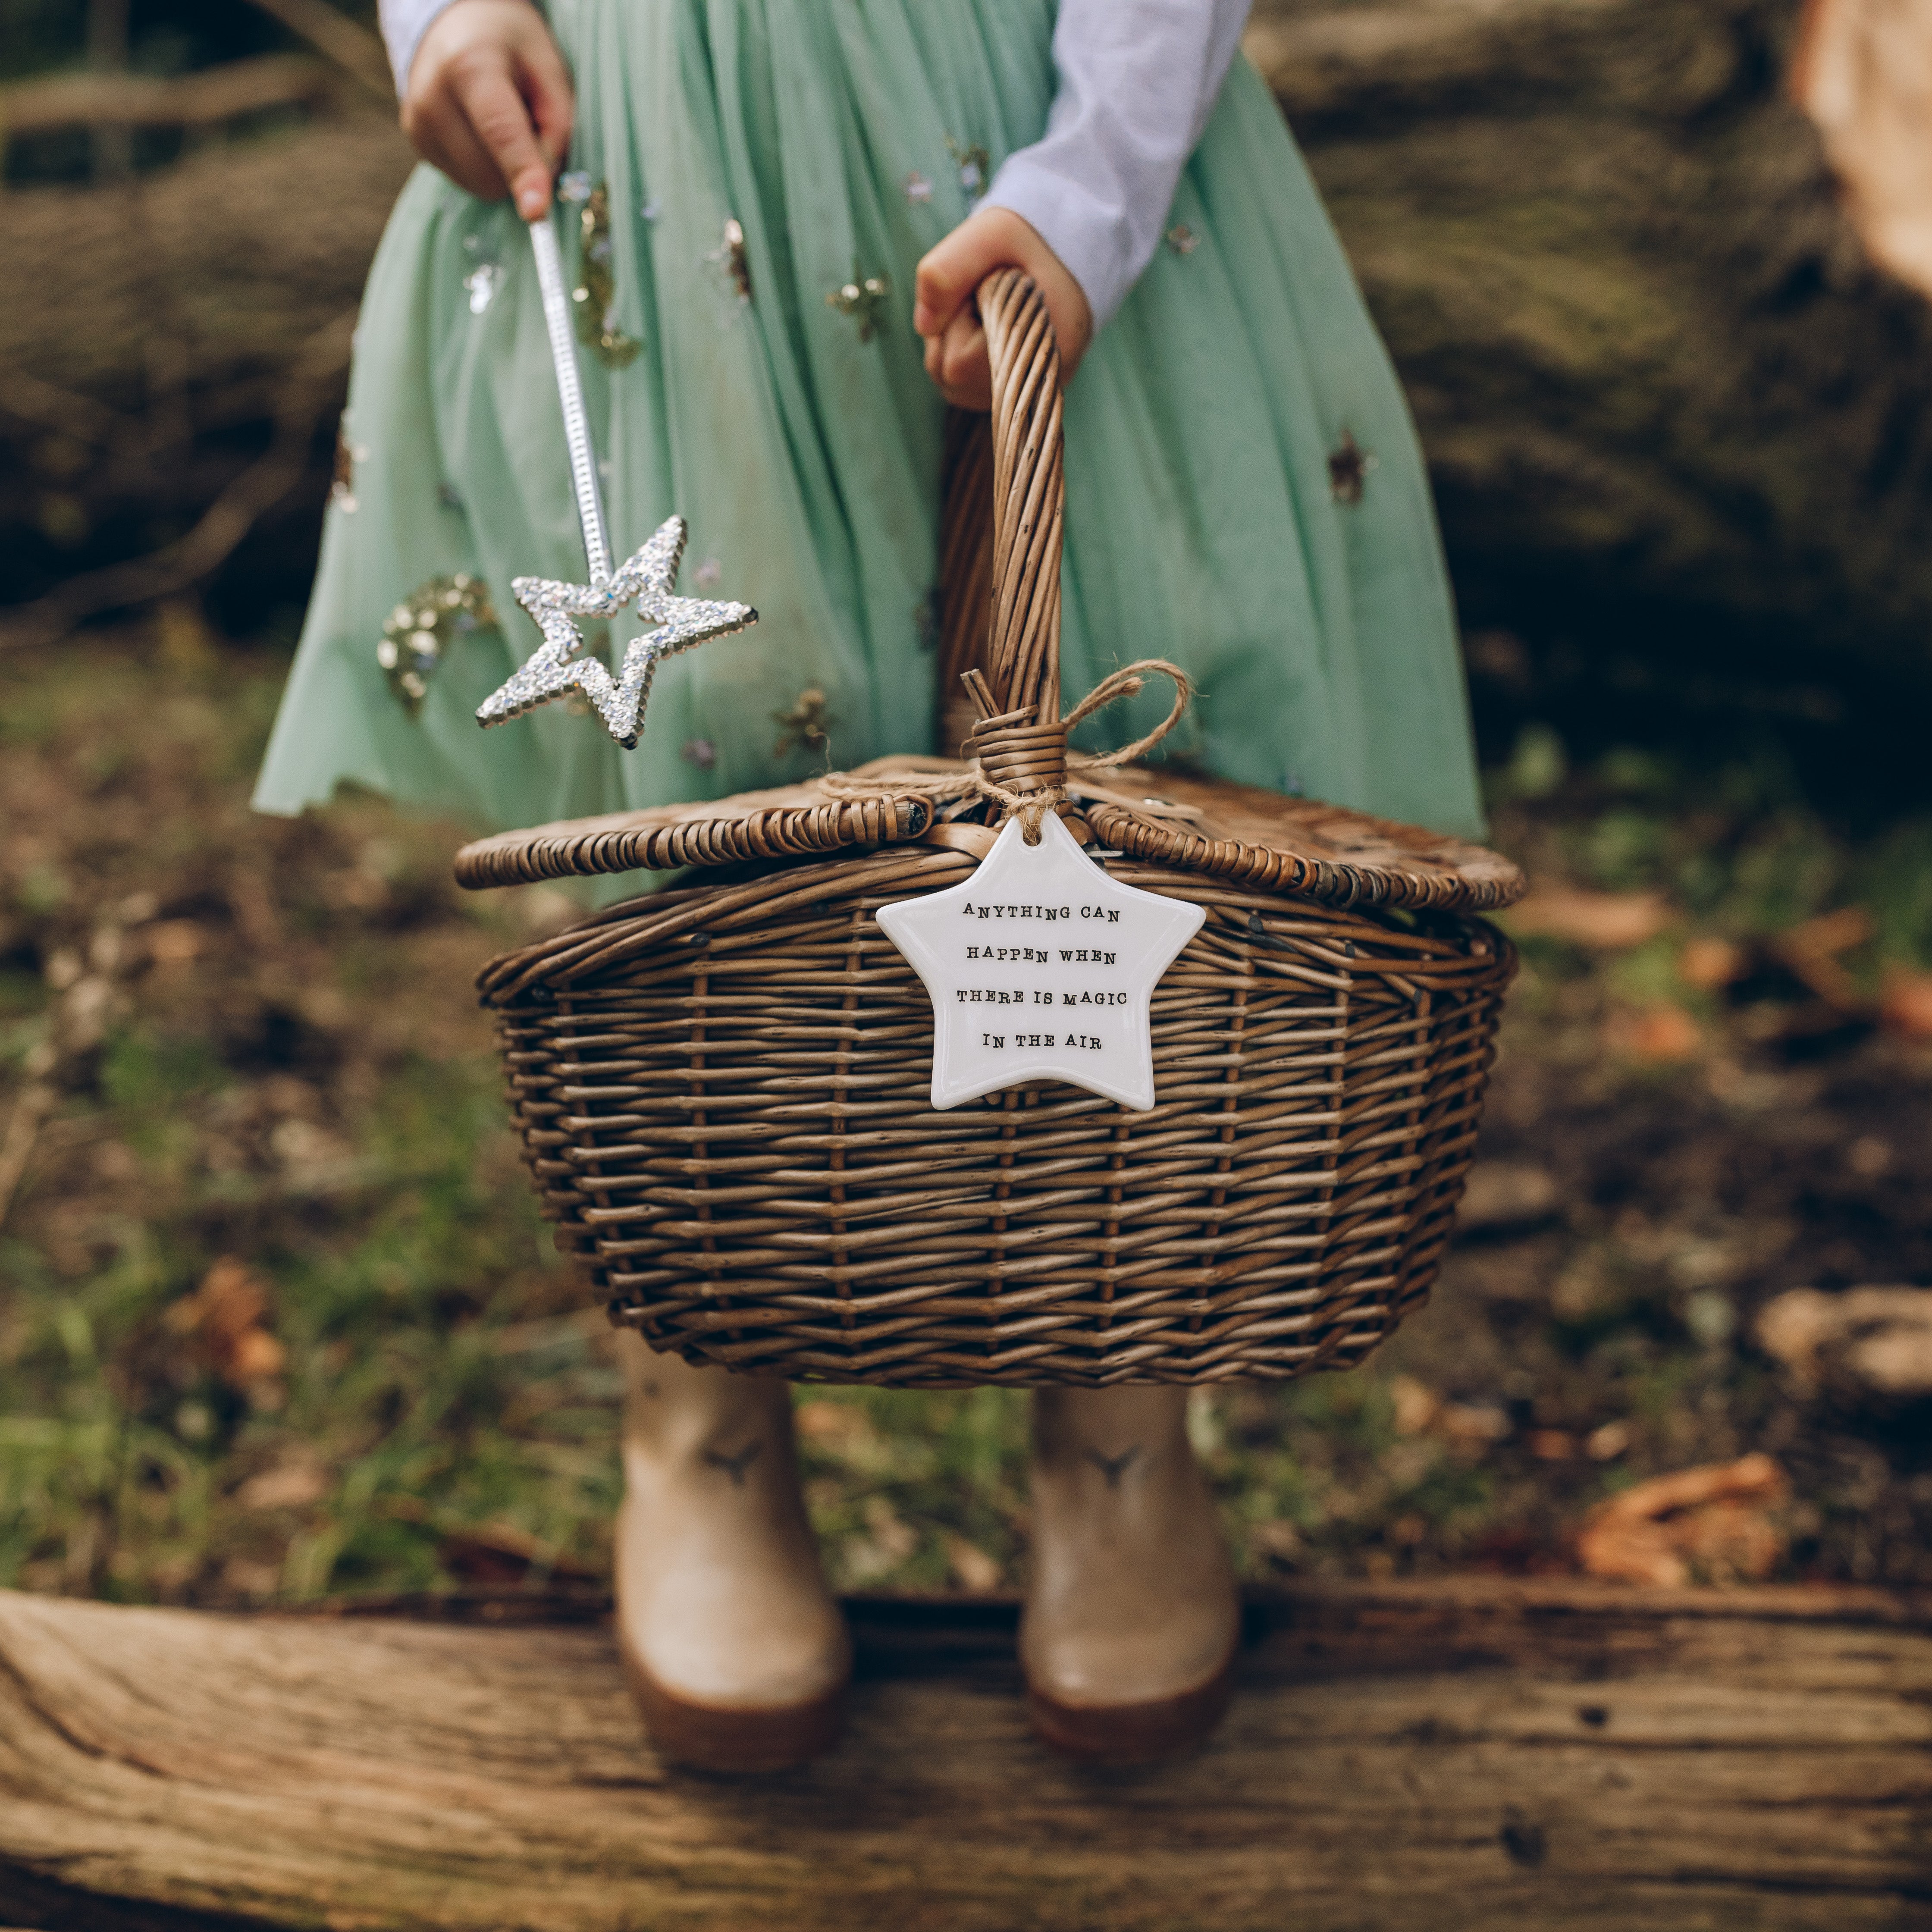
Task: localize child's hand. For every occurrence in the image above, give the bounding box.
[915,208,1093,411]
[401,0,574,220]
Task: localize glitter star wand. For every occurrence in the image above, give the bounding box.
[475,214,756,750]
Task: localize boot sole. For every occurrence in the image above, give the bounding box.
[618,1629,848,1774]
[1026,1641,1237,1764]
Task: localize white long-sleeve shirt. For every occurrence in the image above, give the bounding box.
[380,0,1250,329]
[981,0,1250,327]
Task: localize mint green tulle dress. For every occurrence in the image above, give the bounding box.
[254,0,1483,848]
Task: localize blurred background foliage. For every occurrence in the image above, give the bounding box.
[3,0,1932,1610]
[0,0,342,91]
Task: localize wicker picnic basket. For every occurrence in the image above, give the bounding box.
[455,271,1523,1388]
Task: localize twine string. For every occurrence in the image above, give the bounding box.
[1062,659,1192,772]
[820,658,1193,844]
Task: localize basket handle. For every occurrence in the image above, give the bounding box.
[937,270,1065,734]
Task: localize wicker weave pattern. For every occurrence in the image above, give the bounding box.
[469,267,1520,1386]
[484,848,1512,1386]
[455,789,928,891]
[980,276,1063,724]
[455,760,1523,910]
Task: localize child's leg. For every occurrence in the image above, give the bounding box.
[613,1333,849,1771]
[1023,1385,1239,1760]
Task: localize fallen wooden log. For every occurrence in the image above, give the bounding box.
[1250,0,1932,696]
[0,56,345,140]
[2,1578,1927,1931]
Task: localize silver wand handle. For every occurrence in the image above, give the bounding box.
[526,213,612,586]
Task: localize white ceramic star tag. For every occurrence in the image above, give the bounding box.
[876,810,1205,1112]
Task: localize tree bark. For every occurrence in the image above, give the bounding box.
[1251,0,1932,699]
[2,1580,1929,1931]
[0,105,411,634]
[7,3,1932,702]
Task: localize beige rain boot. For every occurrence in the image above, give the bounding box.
[1022,1385,1240,1761]
[613,1333,850,1771]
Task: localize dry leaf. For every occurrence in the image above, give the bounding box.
[1577,1453,1788,1587]
[1771,908,1876,1012]
[1437,1401,1511,1446]
[269,1117,353,1175]
[234,1459,327,1512]
[945,1533,1003,1594]
[1609,1004,1700,1061]
[1757,1286,1932,1400]
[794,1400,879,1452]
[1506,889,1673,950]
[219,1556,285,1598]
[1783,906,1876,956]
[1840,1305,1932,1396]
[228,1327,287,1381]
[839,1496,918,1585]
[1678,936,1746,991]
[1846,1135,1892,1179]
[144,919,206,966]
[863,1496,916,1557]
[1388,1374,1439,1436]
[166,1257,286,1391]
[1249,1519,1304,1565]
[1879,969,1932,1041]
[1457,1162,1559,1233]
[1756,1288,1839,1387]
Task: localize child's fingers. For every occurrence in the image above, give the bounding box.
[411,92,508,203]
[518,27,576,170]
[914,227,992,339]
[927,308,992,412]
[916,209,1091,385]
[454,60,555,219]
[402,2,575,210]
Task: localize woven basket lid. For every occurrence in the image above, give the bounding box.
[453,754,1522,914]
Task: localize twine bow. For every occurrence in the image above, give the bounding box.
[821,658,1193,844]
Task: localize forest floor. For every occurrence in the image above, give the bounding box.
[4,618,1932,1610]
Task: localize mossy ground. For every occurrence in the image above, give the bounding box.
[4,626,1930,1608]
